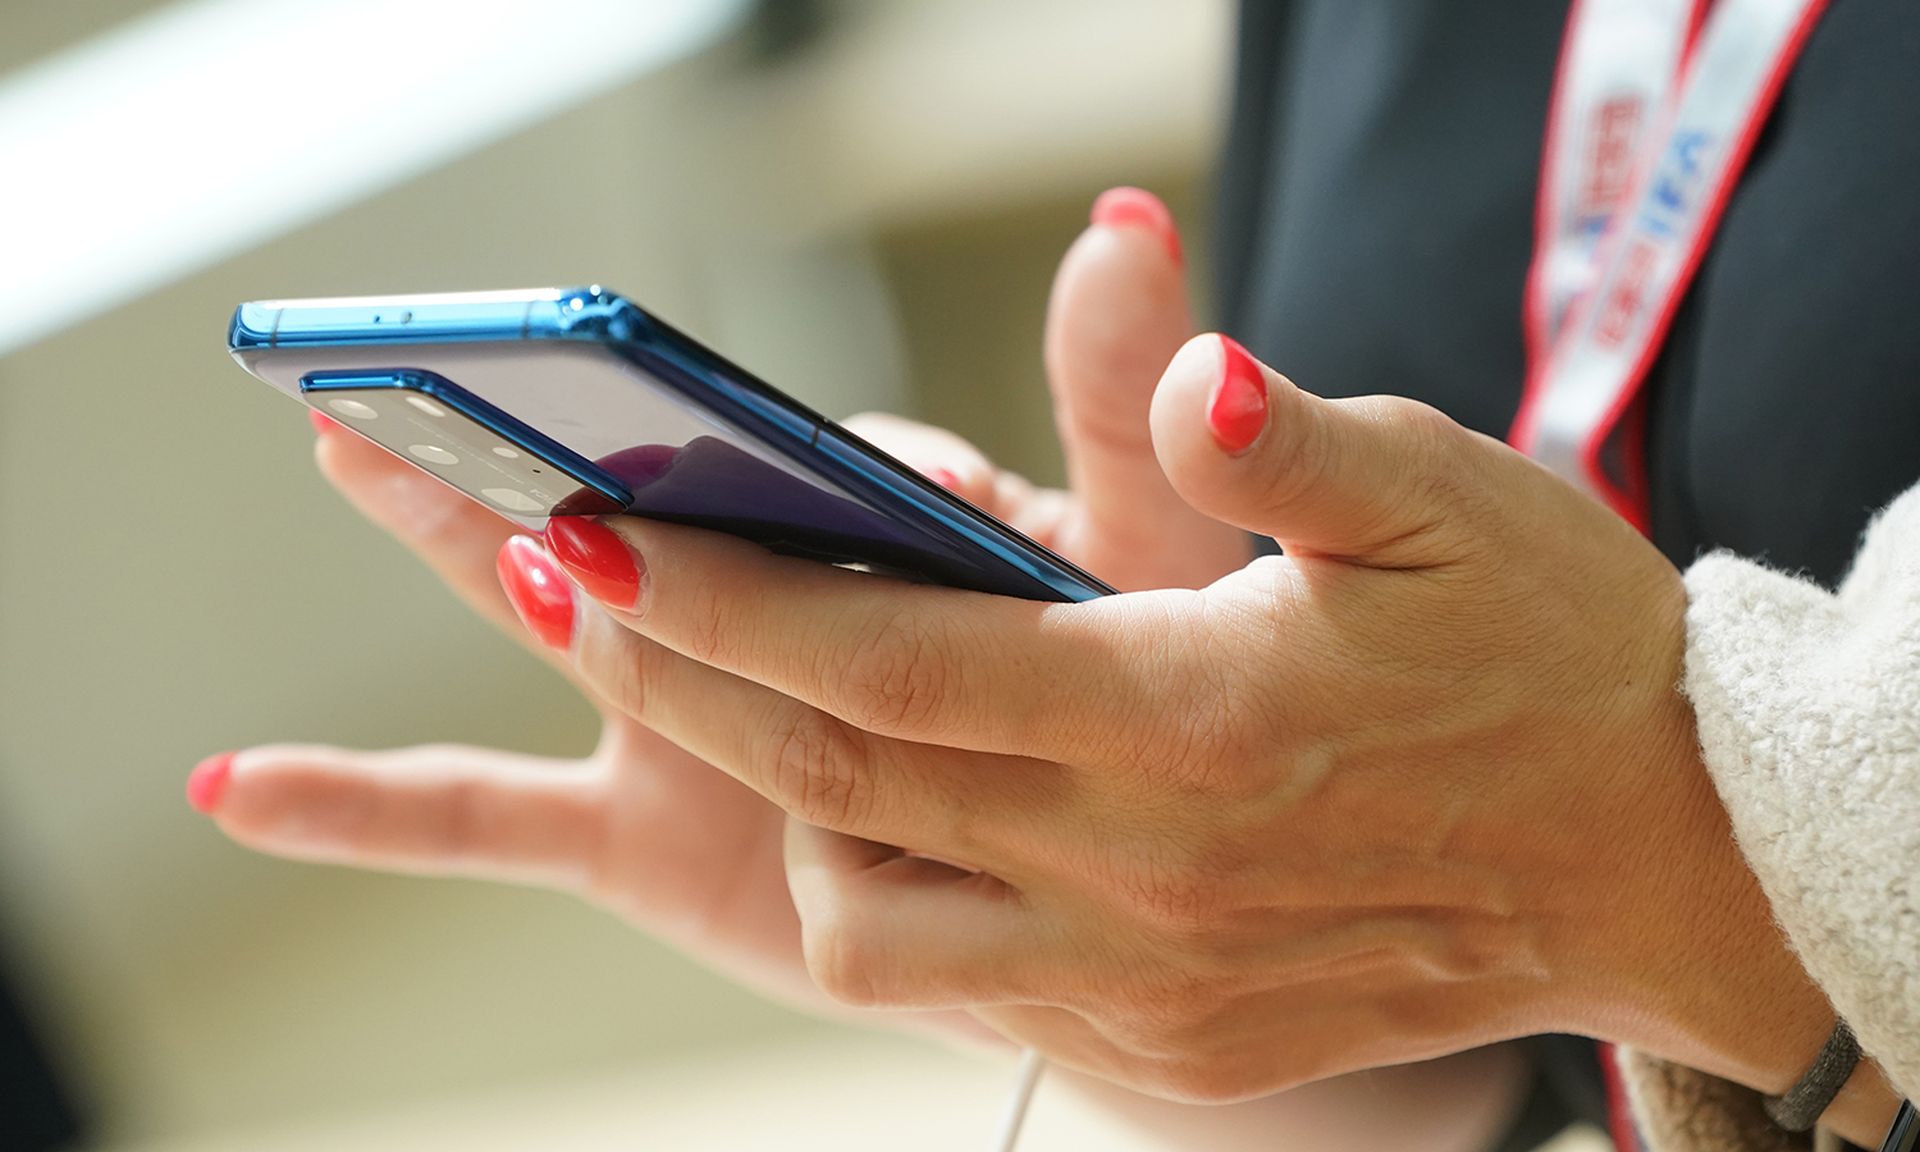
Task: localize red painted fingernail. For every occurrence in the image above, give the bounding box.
[308,409,341,435]
[497,536,576,650]
[1208,336,1268,454]
[543,517,643,611]
[928,467,961,492]
[1090,186,1182,265]
[187,752,234,814]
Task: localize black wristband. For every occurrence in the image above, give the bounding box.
[1766,1020,1861,1133]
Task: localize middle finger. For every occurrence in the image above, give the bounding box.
[497,535,1056,863]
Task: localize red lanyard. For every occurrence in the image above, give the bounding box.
[1508,0,1829,532]
[1521,4,1830,1144]
[1507,10,1829,1142]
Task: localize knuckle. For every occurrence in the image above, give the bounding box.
[766,710,871,830]
[433,776,487,858]
[1197,564,1300,691]
[1353,394,1496,560]
[1370,392,1455,436]
[1368,396,1483,504]
[801,909,886,1008]
[836,609,952,737]
[593,632,665,722]
[679,578,737,669]
[1155,1050,1267,1105]
[1097,596,1231,780]
[1104,974,1228,1057]
[1152,671,1252,796]
[1114,851,1232,935]
[1259,396,1334,513]
[1344,393,1455,474]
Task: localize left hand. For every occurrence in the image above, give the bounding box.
[193,190,1244,1047]
[512,335,1829,1102]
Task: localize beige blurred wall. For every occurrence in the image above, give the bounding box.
[0,1,1225,1144]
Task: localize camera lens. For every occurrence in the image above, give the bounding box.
[408,444,458,465]
[405,395,448,418]
[482,487,543,513]
[325,398,378,421]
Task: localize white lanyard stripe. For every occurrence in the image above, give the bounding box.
[1526,0,1700,364]
[1511,0,1828,527]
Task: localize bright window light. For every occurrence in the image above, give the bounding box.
[0,0,748,355]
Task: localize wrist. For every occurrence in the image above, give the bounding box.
[1581,710,1825,1076]
[1824,1058,1904,1150]
[1599,764,1829,1089]
[1566,727,1901,1146]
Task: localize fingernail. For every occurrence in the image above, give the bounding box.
[308,409,341,435]
[543,517,643,611]
[497,535,576,650]
[928,467,961,492]
[1208,336,1268,454]
[187,752,234,814]
[1090,186,1182,265]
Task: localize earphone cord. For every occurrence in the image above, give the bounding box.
[990,1049,1047,1152]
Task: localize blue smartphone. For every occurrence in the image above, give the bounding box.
[229,286,1112,602]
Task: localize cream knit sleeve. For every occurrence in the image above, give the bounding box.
[1621,484,1920,1151]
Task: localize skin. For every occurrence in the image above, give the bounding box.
[523,341,1899,1143]
[210,213,1525,1152]
[210,199,1899,1147]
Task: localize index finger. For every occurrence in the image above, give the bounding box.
[542,516,1187,761]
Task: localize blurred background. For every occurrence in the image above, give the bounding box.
[0,1,1227,1148]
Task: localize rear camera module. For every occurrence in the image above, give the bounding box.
[326,398,379,420]
[299,369,626,523]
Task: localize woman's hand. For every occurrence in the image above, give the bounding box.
[198,193,1535,1150]
[517,334,1836,1106]
[198,424,834,1008]
[193,189,1241,1035]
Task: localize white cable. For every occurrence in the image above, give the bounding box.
[990,1048,1047,1152]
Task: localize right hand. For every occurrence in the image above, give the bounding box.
[196,188,1245,1042]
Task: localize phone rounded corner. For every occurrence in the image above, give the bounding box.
[541,286,647,343]
[228,302,279,352]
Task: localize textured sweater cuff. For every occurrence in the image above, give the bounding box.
[1618,1047,1807,1152]
[1679,485,1920,1100]
[1629,484,1920,1152]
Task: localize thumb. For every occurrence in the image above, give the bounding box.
[1044,187,1250,589]
[1150,334,1487,567]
